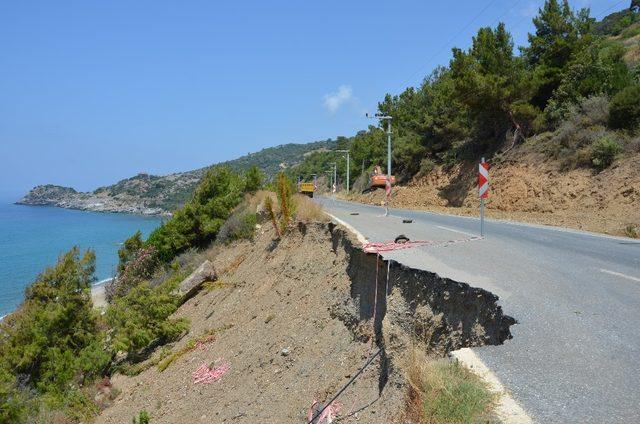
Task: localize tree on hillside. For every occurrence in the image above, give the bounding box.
[632,0,639,12]
[0,248,110,419]
[450,23,529,146]
[244,165,263,193]
[523,0,594,109]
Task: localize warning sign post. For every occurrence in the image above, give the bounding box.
[478,157,489,236]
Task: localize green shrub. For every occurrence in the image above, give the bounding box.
[216,213,257,244]
[118,231,144,273]
[512,102,543,136]
[146,166,247,262]
[243,165,263,193]
[106,273,189,358]
[0,248,111,422]
[591,135,622,170]
[609,85,640,131]
[417,158,436,178]
[275,172,295,233]
[106,246,158,302]
[133,410,150,424]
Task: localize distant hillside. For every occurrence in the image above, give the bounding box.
[18,139,337,214]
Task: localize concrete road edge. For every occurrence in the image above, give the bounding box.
[325,211,534,424]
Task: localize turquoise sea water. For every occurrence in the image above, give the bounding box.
[0,195,161,317]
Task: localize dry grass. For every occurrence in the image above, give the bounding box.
[294,194,328,223]
[404,349,496,424]
[157,325,231,372]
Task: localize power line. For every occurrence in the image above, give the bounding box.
[394,0,502,92]
[593,0,628,18]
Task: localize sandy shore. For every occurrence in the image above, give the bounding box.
[91,279,111,309]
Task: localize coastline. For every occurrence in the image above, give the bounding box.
[15,201,171,218]
[91,278,112,309]
[0,278,112,322]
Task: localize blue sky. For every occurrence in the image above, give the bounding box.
[0,0,623,195]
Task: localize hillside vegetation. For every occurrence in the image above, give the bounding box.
[19,139,336,213]
[293,2,640,195]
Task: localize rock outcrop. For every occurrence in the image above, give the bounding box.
[175,260,217,303]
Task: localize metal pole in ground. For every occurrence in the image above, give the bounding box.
[346,151,350,193]
[386,119,392,217]
[366,113,393,216]
[335,150,350,193]
[480,157,485,237]
[481,197,485,237]
[333,162,338,198]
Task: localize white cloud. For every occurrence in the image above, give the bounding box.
[322,85,354,114]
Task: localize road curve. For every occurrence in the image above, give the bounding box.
[317,196,640,424]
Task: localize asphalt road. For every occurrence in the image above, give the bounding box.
[317,196,640,424]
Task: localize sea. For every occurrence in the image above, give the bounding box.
[0,193,162,317]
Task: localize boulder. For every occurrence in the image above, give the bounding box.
[176,260,217,303]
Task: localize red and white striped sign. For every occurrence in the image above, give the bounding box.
[385,177,392,197]
[478,160,489,199]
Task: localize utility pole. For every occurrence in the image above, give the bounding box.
[335,150,350,193]
[366,113,393,216]
[332,162,337,195]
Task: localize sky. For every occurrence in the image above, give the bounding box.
[0,0,625,195]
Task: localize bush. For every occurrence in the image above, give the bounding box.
[275,172,295,233]
[512,102,543,136]
[106,246,157,302]
[146,167,247,262]
[416,158,436,178]
[106,271,189,358]
[0,248,111,422]
[609,85,640,131]
[118,231,144,273]
[405,350,494,423]
[591,135,622,171]
[133,410,150,424]
[243,165,263,193]
[216,212,257,244]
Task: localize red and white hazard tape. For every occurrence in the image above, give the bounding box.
[362,237,482,254]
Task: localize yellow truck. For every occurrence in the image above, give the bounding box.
[299,182,316,198]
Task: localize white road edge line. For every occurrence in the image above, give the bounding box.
[451,348,534,424]
[600,268,640,282]
[325,210,533,423]
[324,212,368,244]
[435,225,477,237]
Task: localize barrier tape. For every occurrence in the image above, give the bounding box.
[363,236,483,254]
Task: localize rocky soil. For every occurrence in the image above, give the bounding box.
[97,221,514,423]
[349,151,640,237]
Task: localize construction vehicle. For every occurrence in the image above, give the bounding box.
[299,175,317,198]
[362,166,396,193]
[299,182,315,198]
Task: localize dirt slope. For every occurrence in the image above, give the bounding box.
[98,222,514,423]
[350,151,640,237]
[98,224,388,423]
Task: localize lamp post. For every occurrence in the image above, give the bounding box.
[335,150,350,193]
[332,162,337,195]
[366,113,393,216]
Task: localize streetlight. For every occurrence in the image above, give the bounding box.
[335,150,350,193]
[366,112,393,216]
[331,162,337,195]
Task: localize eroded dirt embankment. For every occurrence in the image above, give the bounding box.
[348,151,640,237]
[98,222,514,423]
